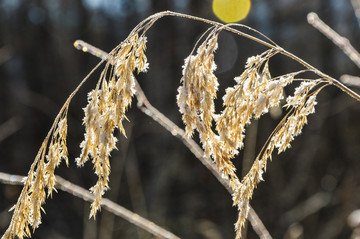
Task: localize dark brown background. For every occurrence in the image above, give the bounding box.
[1,0,360,238]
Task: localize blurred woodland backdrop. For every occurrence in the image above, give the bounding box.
[1,0,360,238]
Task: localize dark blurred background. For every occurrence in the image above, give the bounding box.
[1,0,360,238]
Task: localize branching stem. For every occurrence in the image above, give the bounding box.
[74,39,272,239]
[137,11,360,102]
[0,172,180,239]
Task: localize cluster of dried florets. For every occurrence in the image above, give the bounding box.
[5,11,349,239]
[2,32,149,239]
[3,115,69,239]
[76,33,148,218]
[176,28,326,238]
[177,31,241,190]
[232,81,322,234]
[177,33,219,138]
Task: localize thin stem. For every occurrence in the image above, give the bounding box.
[307,12,360,68]
[0,172,179,239]
[4,44,107,238]
[340,75,360,88]
[351,0,360,25]
[148,11,360,103]
[74,40,272,239]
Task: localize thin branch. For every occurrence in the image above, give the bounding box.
[282,192,332,224]
[0,172,180,239]
[77,10,360,104]
[307,12,360,69]
[3,50,107,239]
[351,0,360,25]
[154,11,360,103]
[248,207,272,239]
[74,40,272,239]
[340,74,360,88]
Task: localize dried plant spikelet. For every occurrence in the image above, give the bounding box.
[98,80,110,112]
[217,53,293,158]
[4,193,31,239]
[57,118,69,166]
[177,56,197,137]
[253,71,295,118]
[89,155,110,218]
[28,166,46,230]
[4,116,70,239]
[4,168,38,239]
[76,90,99,167]
[275,92,318,153]
[245,55,261,69]
[112,35,149,134]
[177,34,219,138]
[44,142,58,197]
[233,138,277,237]
[233,82,320,238]
[176,33,242,216]
[266,73,294,107]
[88,114,117,217]
[4,32,150,239]
[135,36,149,73]
[76,33,149,218]
[216,53,267,154]
[286,81,317,108]
[195,119,241,204]
[234,156,268,238]
[44,118,69,197]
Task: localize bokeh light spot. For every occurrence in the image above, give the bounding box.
[212,0,251,23]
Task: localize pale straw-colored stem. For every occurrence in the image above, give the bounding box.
[139,11,360,103]
[77,11,360,103]
[351,0,360,30]
[3,42,108,238]
[0,172,179,239]
[307,12,360,69]
[74,40,272,239]
[340,75,360,88]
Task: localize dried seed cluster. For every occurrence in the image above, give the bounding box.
[4,12,340,239]
[177,32,241,193]
[233,81,320,235]
[3,32,149,238]
[3,116,68,239]
[76,33,148,218]
[176,31,324,238]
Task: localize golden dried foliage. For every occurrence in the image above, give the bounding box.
[76,33,148,218]
[3,11,360,239]
[3,114,69,239]
[3,29,149,239]
[176,29,327,236]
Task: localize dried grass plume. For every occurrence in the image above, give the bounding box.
[3,11,360,239]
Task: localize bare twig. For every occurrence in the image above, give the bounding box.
[156,11,360,103]
[282,192,332,224]
[0,172,180,239]
[74,40,272,239]
[248,207,272,239]
[5,11,359,239]
[75,11,360,104]
[340,74,360,88]
[307,12,360,69]
[351,0,360,25]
